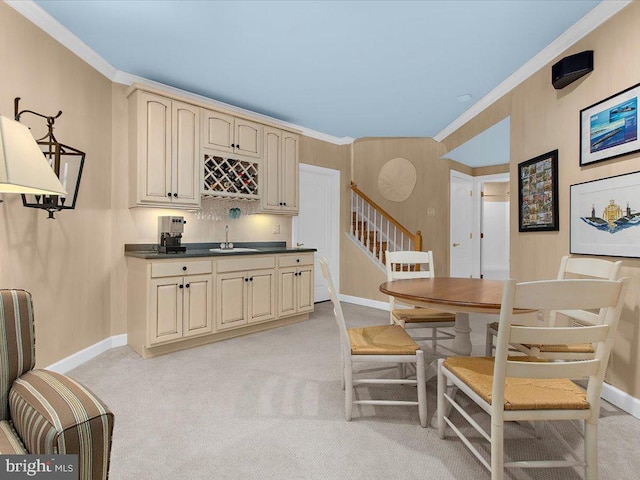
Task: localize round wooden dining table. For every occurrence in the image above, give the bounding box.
[379,277,506,355]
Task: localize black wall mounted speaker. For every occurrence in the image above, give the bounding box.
[552,50,594,89]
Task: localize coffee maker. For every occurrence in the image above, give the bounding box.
[158,216,186,253]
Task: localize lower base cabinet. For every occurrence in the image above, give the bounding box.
[150,274,213,345]
[127,252,314,358]
[216,268,276,331]
[277,255,314,318]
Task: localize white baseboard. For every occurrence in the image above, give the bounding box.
[46,334,128,374]
[601,382,640,419]
[339,294,390,311]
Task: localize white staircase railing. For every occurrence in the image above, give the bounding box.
[349,182,422,269]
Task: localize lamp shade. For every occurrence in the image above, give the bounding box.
[0,115,67,195]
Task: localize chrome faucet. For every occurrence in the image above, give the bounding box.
[220,225,233,250]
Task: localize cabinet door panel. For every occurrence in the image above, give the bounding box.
[173,102,200,206]
[140,93,171,202]
[281,132,299,212]
[202,110,234,153]
[216,273,247,330]
[248,269,276,323]
[278,268,297,317]
[262,127,281,211]
[297,267,314,314]
[183,275,213,337]
[235,119,262,158]
[149,278,182,345]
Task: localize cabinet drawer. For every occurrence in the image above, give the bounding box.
[151,260,213,278]
[217,255,275,273]
[278,254,314,268]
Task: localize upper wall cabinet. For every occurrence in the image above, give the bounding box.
[129,90,200,209]
[262,127,299,214]
[202,109,262,158]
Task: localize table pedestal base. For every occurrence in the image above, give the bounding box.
[451,313,472,356]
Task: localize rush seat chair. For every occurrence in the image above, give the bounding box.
[319,258,427,427]
[438,277,628,480]
[385,250,455,354]
[0,289,114,479]
[485,256,622,358]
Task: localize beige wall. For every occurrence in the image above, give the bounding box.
[345,137,450,301]
[442,1,640,398]
[0,3,113,367]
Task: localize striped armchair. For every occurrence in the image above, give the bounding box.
[0,290,114,479]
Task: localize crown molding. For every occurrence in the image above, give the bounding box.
[433,0,633,142]
[6,0,350,146]
[5,0,119,80]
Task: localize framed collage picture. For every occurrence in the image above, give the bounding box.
[580,82,640,166]
[518,150,559,232]
[570,170,640,257]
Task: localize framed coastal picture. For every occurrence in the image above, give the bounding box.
[570,170,640,257]
[580,82,640,166]
[518,150,559,232]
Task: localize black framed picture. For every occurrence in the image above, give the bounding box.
[580,82,640,166]
[518,150,559,232]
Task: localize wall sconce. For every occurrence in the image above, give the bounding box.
[14,97,85,219]
[0,115,67,199]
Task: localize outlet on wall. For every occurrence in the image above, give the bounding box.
[272,223,281,234]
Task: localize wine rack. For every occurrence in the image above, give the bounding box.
[202,153,259,199]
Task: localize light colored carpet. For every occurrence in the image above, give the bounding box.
[68,302,639,480]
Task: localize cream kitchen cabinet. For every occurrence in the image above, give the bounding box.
[149,273,213,345]
[128,259,213,352]
[202,109,262,158]
[216,256,277,331]
[262,127,299,214]
[277,254,314,318]
[129,90,200,208]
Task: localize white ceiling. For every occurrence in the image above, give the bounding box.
[30,0,608,146]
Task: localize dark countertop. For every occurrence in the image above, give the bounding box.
[124,242,316,259]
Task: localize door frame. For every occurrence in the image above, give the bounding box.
[474,172,510,279]
[292,163,341,299]
[450,170,510,278]
[450,170,474,277]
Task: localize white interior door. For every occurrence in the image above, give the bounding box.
[481,180,510,280]
[450,171,474,277]
[293,164,340,302]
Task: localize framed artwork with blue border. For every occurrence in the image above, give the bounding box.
[580,82,640,166]
[570,170,640,257]
[518,149,559,232]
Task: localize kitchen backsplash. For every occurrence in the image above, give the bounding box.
[125,207,293,245]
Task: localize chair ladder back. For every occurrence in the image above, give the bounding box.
[319,258,351,356]
[509,325,608,347]
[386,250,436,281]
[560,256,622,280]
[513,279,624,312]
[505,358,601,379]
[493,278,629,402]
[386,250,435,311]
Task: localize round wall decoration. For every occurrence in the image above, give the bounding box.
[377,157,417,202]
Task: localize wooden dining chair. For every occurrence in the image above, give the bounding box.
[438,277,629,480]
[386,250,455,354]
[485,256,622,357]
[319,257,427,427]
